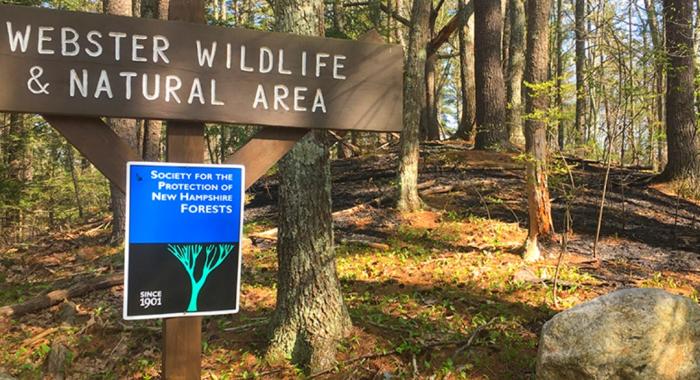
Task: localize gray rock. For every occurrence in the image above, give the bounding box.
[537,288,700,380]
[0,373,17,380]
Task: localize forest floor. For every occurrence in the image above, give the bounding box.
[1,141,699,379]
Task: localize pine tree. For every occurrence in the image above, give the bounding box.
[266,0,352,372]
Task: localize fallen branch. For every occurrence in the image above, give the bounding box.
[451,317,497,362]
[248,228,278,241]
[339,238,390,251]
[419,185,454,196]
[21,327,58,347]
[0,273,122,317]
[223,319,268,333]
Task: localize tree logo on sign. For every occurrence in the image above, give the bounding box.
[167,244,235,312]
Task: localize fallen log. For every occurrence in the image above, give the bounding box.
[419,185,454,196]
[0,273,122,318]
[338,234,391,251]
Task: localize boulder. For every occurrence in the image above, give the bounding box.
[537,288,700,380]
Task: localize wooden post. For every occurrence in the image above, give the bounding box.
[161,2,206,378]
[162,121,205,379]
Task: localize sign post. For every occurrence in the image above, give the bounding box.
[162,4,208,378]
[0,4,403,379]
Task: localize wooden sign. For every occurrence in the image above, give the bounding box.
[0,5,403,132]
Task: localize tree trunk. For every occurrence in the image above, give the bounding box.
[397,0,431,212]
[266,0,351,374]
[574,0,586,144]
[523,0,554,262]
[660,0,699,180]
[505,0,525,145]
[645,0,665,172]
[394,0,407,47]
[140,0,167,161]
[142,120,162,161]
[474,0,508,150]
[455,0,476,140]
[66,146,84,220]
[104,0,138,245]
[104,0,132,15]
[501,0,510,77]
[423,53,441,140]
[421,6,441,142]
[3,113,30,231]
[555,0,564,150]
[332,0,346,35]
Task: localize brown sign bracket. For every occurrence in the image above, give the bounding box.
[47,114,309,194]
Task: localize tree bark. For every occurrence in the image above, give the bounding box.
[505,0,525,145]
[555,0,564,150]
[332,0,346,36]
[501,0,510,77]
[660,0,699,180]
[644,0,665,171]
[104,0,132,15]
[523,0,554,262]
[454,0,476,140]
[66,146,84,219]
[423,52,441,141]
[104,0,138,245]
[574,0,586,144]
[142,120,162,161]
[421,5,441,141]
[474,0,508,150]
[397,0,431,212]
[333,0,355,167]
[3,113,30,231]
[140,0,167,161]
[266,0,352,373]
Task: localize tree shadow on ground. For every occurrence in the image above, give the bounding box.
[215,272,551,379]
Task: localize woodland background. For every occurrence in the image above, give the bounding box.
[0,0,699,378]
